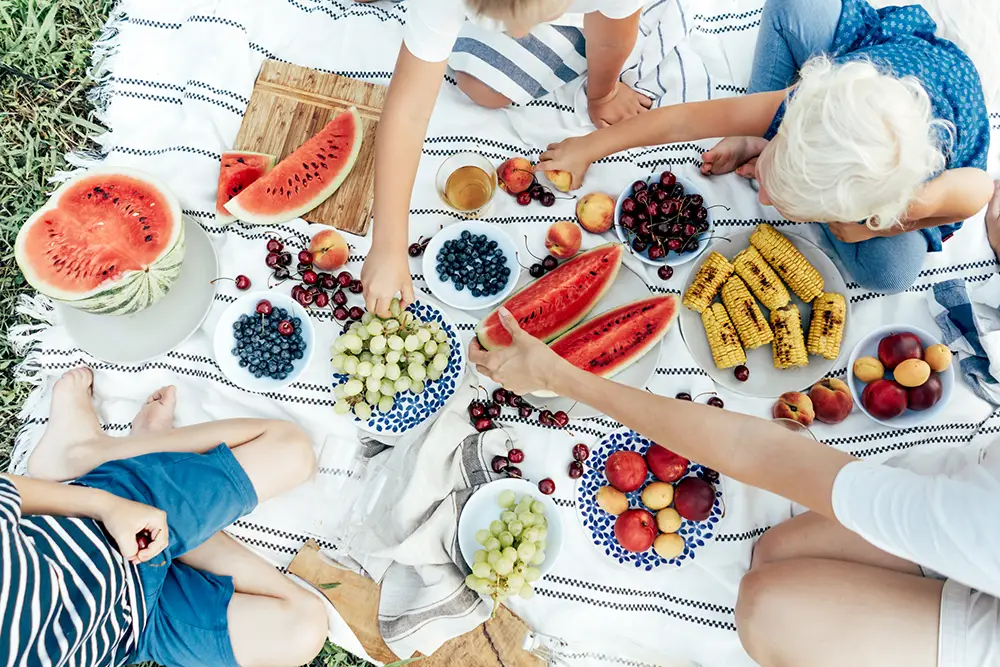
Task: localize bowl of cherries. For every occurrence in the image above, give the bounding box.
[613,171,715,267]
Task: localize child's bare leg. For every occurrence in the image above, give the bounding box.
[983,181,1000,262]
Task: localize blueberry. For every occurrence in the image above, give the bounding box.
[487,240,498,249]
[293,350,303,360]
[233,321,241,330]
[472,288,482,297]
[281,351,290,360]
[455,282,465,291]
[254,370,264,379]
[446,253,456,262]
[277,372,288,381]
[461,230,471,240]
[476,234,486,244]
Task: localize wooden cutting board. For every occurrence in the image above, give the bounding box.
[288,540,544,667]
[233,60,386,236]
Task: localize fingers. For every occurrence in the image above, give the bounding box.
[535,159,557,172]
[468,339,489,366]
[531,162,549,173]
[637,93,653,109]
[400,281,416,310]
[595,118,610,129]
[475,364,491,377]
[498,308,522,338]
[139,525,169,563]
[371,297,390,319]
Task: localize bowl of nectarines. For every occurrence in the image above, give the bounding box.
[847,325,954,427]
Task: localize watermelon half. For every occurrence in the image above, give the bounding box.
[548,295,678,378]
[15,167,185,316]
[224,107,363,225]
[476,243,624,349]
[215,151,276,224]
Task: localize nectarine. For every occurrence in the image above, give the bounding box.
[310,229,349,272]
[544,221,582,259]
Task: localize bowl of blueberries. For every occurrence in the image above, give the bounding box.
[213,291,315,393]
[422,221,520,311]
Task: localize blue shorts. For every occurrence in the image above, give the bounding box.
[74,444,258,667]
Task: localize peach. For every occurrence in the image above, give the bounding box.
[545,169,573,192]
[772,391,815,427]
[645,444,689,483]
[596,486,629,515]
[861,379,908,420]
[310,228,349,272]
[808,378,854,424]
[605,451,648,493]
[614,509,657,552]
[498,157,534,194]
[653,533,685,559]
[924,344,952,372]
[544,221,582,259]
[576,192,615,234]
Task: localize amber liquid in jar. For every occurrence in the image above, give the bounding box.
[443,165,494,211]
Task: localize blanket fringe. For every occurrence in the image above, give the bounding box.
[8,294,59,474]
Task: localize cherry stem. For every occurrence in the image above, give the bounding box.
[705,204,732,211]
[210,277,235,285]
[522,235,544,261]
[693,391,718,401]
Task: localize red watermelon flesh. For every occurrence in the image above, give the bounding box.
[549,296,678,378]
[476,243,623,349]
[224,107,363,225]
[215,151,275,224]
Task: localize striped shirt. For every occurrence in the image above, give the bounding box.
[0,478,145,667]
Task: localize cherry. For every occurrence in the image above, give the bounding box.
[635,190,649,205]
[506,466,522,479]
[408,243,423,257]
[658,265,674,281]
[542,256,558,271]
[274,267,290,280]
[518,404,533,419]
[707,396,725,408]
[296,250,312,264]
[530,184,545,200]
[508,448,525,464]
[540,192,556,207]
[701,468,721,484]
[648,245,666,260]
[136,529,153,551]
[265,252,281,268]
[631,180,647,193]
[486,402,502,419]
[620,213,636,229]
[337,271,353,287]
[266,239,283,253]
[332,290,348,306]
[469,401,486,419]
[538,410,555,427]
[734,365,750,382]
[320,274,337,290]
[529,264,545,278]
[538,478,556,495]
[333,306,349,321]
[349,280,364,294]
[314,292,330,308]
[647,201,660,218]
[638,220,652,237]
[234,275,251,290]
[491,455,509,473]
[676,392,692,401]
[568,461,584,479]
[516,191,532,206]
[302,270,318,285]
[622,198,637,213]
[553,410,569,428]
[660,171,676,186]
[683,223,697,237]
[506,393,522,408]
[667,238,682,252]
[348,306,364,320]
[291,284,305,299]
[297,262,313,273]
[277,320,294,336]
[631,237,649,253]
[492,388,509,405]
[307,285,323,299]
[572,443,590,462]
[694,207,708,222]
[296,290,314,307]
[279,252,293,266]
[688,194,704,207]
[475,417,494,433]
[255,300,273,315]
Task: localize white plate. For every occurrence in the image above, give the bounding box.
[847,324,954,427]
[678,229,850,398]
[529,262,662,418]
[422,221,520,311]
[213,290,316,393]
[458,478,564,577]
[59,217,218,364]
[613,171,715,267]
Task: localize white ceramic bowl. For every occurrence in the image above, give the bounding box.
[847,324,954,428]
[213,291,315,393]
[613,171,714,267]
[421,221,520,311]
[458,478,564,577]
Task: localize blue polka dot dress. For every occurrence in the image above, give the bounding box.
[767,0,990,251]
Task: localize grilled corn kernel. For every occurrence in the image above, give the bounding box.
[721,276,773,349]
[683,252,734,313]
[750,224,824,302]
[702,302,746,369]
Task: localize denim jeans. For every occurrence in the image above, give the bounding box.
[747,0,927,294]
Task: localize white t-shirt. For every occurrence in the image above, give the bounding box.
[403,0,645,62]
[833,443,1000,598]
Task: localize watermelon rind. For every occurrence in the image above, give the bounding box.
[215,151,276,225]
[224,107,363,225]
[476,243,624,350]
[548,295,678,378]
[14,166,185,316]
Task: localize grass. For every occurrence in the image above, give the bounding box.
[2,2,371,665]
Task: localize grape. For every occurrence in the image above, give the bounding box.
[357,327,371,341]
[432,353,449,371]
[331,354,346,370]
[390,298,402,317]
[507,574,525,592]
[333,400,351,415]
[537,540,547,552]
[486,550,502,565]
[520,584,535,600]
[388,335,404,351]
[386,349,401,364]
[490,520,505,536]
[507,521,523,537]
[472,562,493,578]
[343,379,364,396]
[530,550,545,565]
[394,377,411,393]
[426,365,444,383]
[494,558,514,576]
[500,511,517,523]
[517,543,536,561]
[384,319,400,334]
[408,363,427,382]
[423,340,438,357]
[434,329,448,343]
[474,550,488,564]
[536,527,548,541]
[522,528,540,543]
[484,537,501,551]
[343,356,359,375]
[498,491,516,509]
[371,363,386,380]
[353,401,372,420]
[369,335,387,355]
[362,311,376,325]
[524,567,541,583]
[404,334,420,352]
[365,389,380,406]
[515,500,532,514]
[377,396,395,413]
[334,384,348,400]
[476,530,491,546]
[499,531,515,547]
[437,343,452,359]
[333,337,347,353]
[366,376,381,393]
[519,512,536,527]
[356,361,372,378]
[406,352,426,366]
[380,379,396,396]
[385,363,401,381]
[411,380,425,394]
[367,320,384,336]
[532,501,545,514]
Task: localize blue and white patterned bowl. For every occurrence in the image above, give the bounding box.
[332,300,466,435]
[576,429,724,571]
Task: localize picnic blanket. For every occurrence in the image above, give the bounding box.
[8,0,1000,666]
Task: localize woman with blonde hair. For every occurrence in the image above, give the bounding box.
[540,0,993,293]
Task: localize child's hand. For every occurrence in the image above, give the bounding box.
[361,246,414,318]
[468,308,572,396]
[536,136,596,191]
[588,82,651,128]
[99,496,168,564]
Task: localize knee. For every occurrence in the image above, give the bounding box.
[268,421,317,484]
[851,262,920,294]
[749,527,780,570]
[455,71,513,109]
[735,567,782,663]
[283,592,329,664]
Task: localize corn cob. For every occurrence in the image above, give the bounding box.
[807,292,847,360]
[721,276,773,349]
[683,252,734,313]
[771,304,809,369]
[702,302,746,369]
[733,246,791,311]
[750,224,824,302]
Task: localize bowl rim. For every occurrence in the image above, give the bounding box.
[213,290,316,393]
[421,220,521,311]
[846,323,954,427]
[613,171,714,267]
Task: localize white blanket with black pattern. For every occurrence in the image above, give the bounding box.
[9,0,999,666]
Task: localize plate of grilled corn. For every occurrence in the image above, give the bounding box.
[678,224,849,397]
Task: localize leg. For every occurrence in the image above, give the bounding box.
[748,0,843,94]
[984,181,1000,262]
[821,225,926,294]
[736,558,942,667]
[455,71,513,109]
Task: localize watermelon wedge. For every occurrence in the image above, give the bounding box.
[215,151,275,224]
[476,243,624,349]
[549,295,678,378]
[225,107,363,225]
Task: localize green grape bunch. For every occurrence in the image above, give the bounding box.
[331,298,452,420]
[466,490,548,614]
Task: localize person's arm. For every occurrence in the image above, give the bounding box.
[361,46,449,317]
[1,474,169,563]
[468,309,854,519]
[583,10,650,128]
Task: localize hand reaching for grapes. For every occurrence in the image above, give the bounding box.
[361,246,415,318]
[468,308,572,396]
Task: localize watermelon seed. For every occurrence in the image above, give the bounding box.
[145,235,153,242]
[139,216,147,222]
[86,193,91,198]
[237,157,246,163]
[305,174,313,181]
[316,153,325,160]
[320,163,327,169]
[266,188,271,194]
[311,162,318,168]
[294,174,300,182]
[287,178,293,186]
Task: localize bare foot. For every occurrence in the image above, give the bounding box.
[28,368,108,481]
[131,386,177,436]
[986,181,1000,263]
[701,136,769,177]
